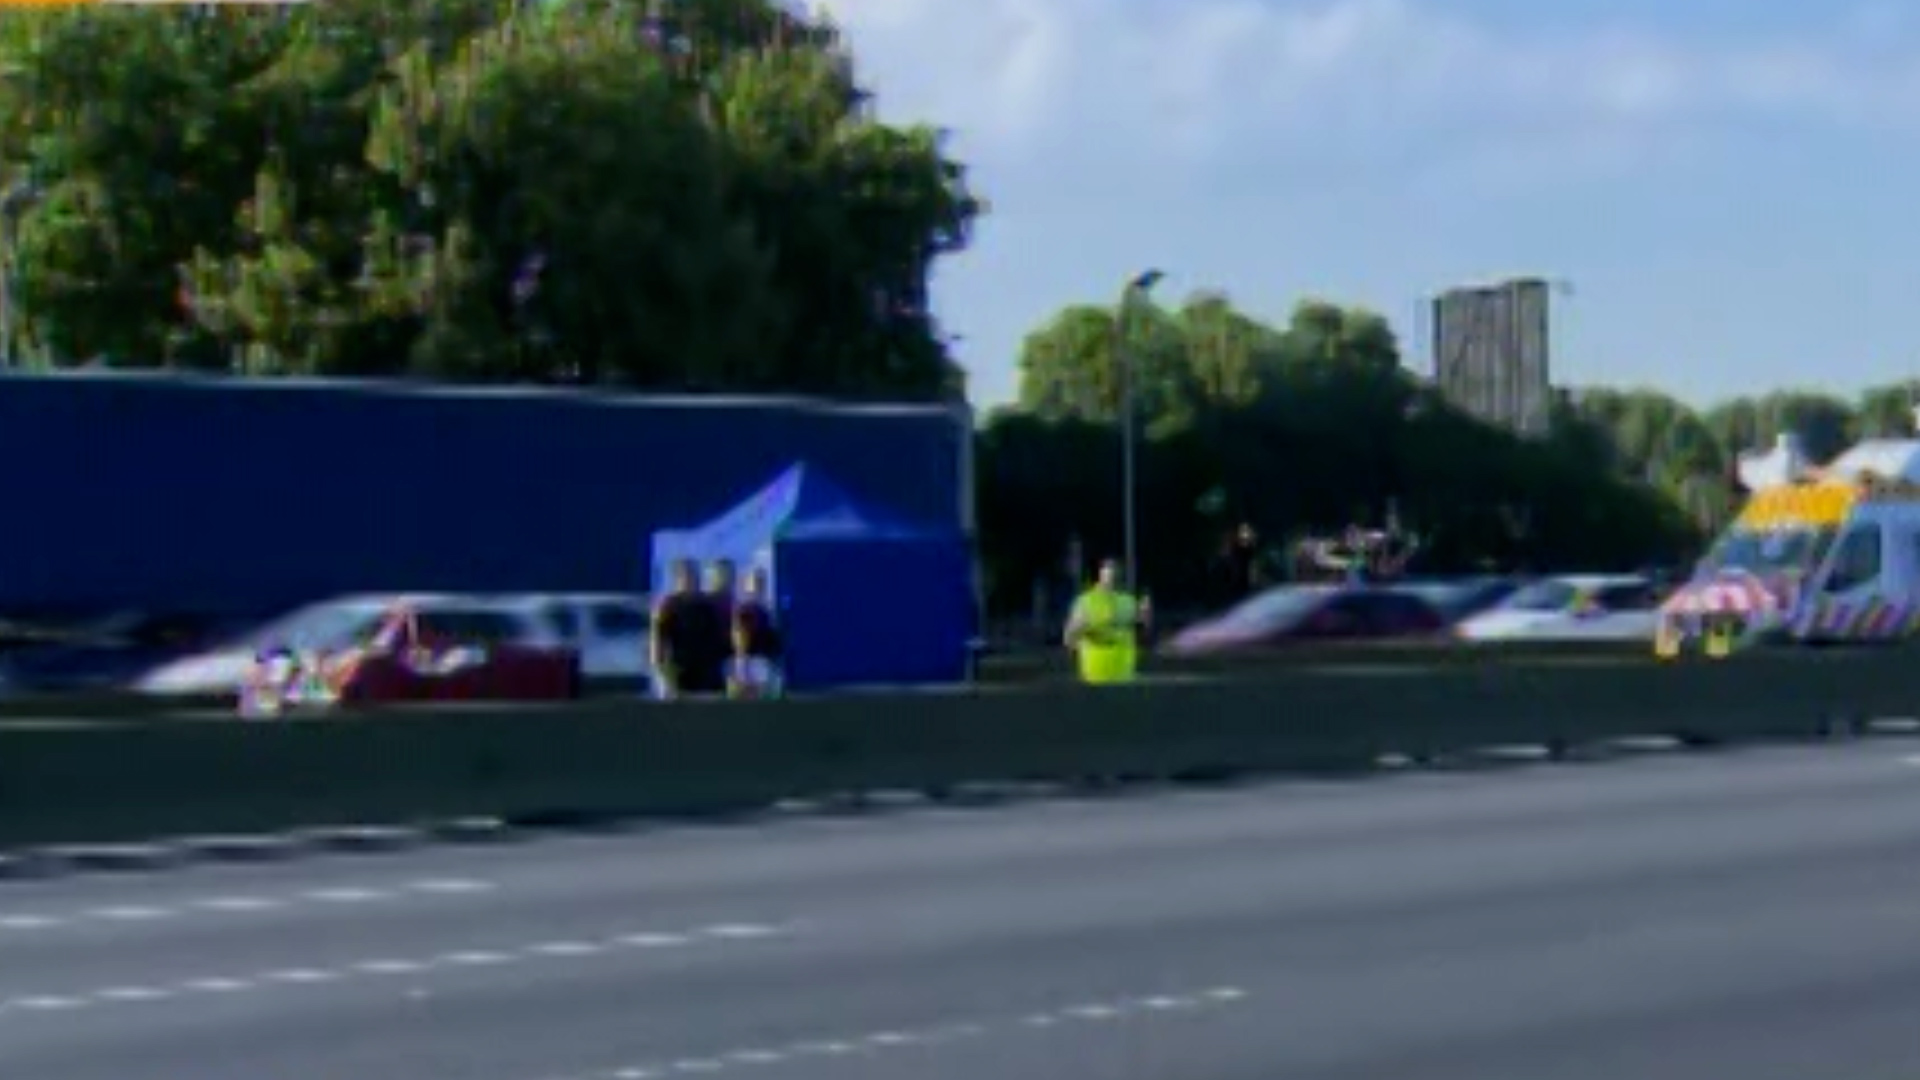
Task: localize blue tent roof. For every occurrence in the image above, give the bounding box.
[670,462,937,555]
[645,463,975,689]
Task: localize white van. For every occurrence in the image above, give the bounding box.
[1660,436,1920,653]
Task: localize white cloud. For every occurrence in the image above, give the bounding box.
[816,0,1920,179]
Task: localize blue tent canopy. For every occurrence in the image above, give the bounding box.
[648,463,972,691]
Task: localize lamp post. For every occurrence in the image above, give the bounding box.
[1114,268,1164,592]
[0,181,41,369]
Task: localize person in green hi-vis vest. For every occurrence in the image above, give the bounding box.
[1065,559,1152,684]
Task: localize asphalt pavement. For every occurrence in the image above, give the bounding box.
[8,741,1920,1080]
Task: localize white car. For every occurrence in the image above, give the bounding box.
[1455,574,1663,642]
[135,591,651,696]
[493,592,652,681]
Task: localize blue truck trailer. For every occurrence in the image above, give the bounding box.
[0,372,974,619]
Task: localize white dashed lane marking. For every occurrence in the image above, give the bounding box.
[0,922,793,1019]
[96,986,167,1003]
[0,878,497,934]
[537,986,1249,1079]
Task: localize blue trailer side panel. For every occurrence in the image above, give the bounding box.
[0,374,967,617]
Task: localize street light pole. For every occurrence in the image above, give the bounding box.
[1115,268,1164,593]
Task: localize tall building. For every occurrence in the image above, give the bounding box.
[1431,277,1553,437]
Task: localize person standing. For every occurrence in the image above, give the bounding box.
[705,559,738,632]
[651,559,729,698]
[1064,558,1150,685]
[728,567,784,699]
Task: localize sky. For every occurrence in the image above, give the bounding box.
[819,0,1920,409]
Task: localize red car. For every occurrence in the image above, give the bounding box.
[245,601,580,714]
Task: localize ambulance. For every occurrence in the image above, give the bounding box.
[1657,421,1920,657]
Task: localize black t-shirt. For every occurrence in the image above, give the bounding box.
[653,592,728,692]
[708,591,736,637]
[733,600,782,660]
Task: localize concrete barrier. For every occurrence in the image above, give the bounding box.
[977,638,1650,683]
[0,641,1648,718]
[0,646,1907,849]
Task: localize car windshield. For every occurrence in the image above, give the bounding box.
[1699,526,1835,577]
[1396,582,1463,605]
[1502,581,1581,613]
[237,602,387,654]
[413,609,525,646]
[1396,581,1486,616]
[1217,587,1333,629]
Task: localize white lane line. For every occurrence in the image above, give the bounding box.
[410,878,495,895]
[444,950,512,966]
[196,897,279,913]
[531,941,602,958]
[0,877,498,935]
[263,968,339,985]
[13,995,84,1011]
[354,959,429,976]
[92,906,169,922]
[306,888,386,904]
[0,914,57,930]
[865,1031,917,1046]
[545,986,1250,1080]
[0,920,795,1019]
[96,986,169,1003]
[615,932,689,949]
[181,977,252,994]
[702,924,783,940]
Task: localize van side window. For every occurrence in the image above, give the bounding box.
[1825,527,1883,592]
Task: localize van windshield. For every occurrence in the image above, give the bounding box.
[1698,526,1836,578]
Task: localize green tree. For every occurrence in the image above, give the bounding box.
[0,0,978,397]
[1013,298,1198,428]
[983,289,1700,614]
[1175,291,1272,409]
[1855,384,1918,438]
[1703,392,1855,463]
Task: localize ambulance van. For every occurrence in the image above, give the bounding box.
[1658,431,1920,656]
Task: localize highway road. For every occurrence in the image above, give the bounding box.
[8,742,1920,1080]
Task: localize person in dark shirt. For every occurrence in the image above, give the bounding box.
[704,559,738,630]
[651,559,729,697]
[729,567,783,698]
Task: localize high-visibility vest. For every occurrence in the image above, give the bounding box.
[1073,587,1140,684]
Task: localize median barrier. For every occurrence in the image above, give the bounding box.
[0,646,1909,849]
[978,638,1648,683]
[0,641,1651,718]
[0,690,231,720]
[0,677,660,721]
